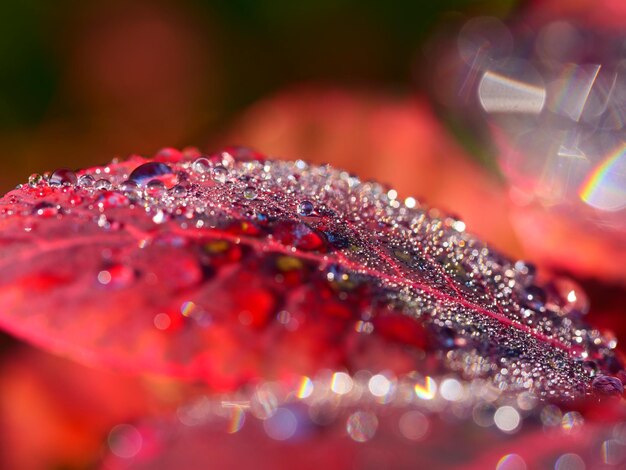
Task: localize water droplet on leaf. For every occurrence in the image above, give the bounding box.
[211,165,228,183]
[95,179,112,191]
[78,174,95,188]
[49,168,78,186]
[145,180,166,198]
[28,174,43,187]
[592,375,624,396]
[192,157,211,174]
[297,200,314,216]
[128,162,174,186]
[243,186,258,200]
[32,202,59,217]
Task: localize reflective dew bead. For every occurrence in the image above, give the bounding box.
[49,168,78,186]
[521,285,546,311]
[28,174,43,187]
[170,185,187,198]
[297,200,314,216]
[94,179,112,190]
[32,201,59,217]
[192,157,211,174]
[77,174,95,188]
[119,180,141,196]
[211,165,228,183]
[592,375,624,396]
[128,162,173,186]
[145,180,166,198]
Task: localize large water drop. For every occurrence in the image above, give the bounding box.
[129,162,174,186]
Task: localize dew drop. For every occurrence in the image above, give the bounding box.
[192,157,211,174]
[94,179,112,191]
[49,168,78,186]
[211,165,228,183]
[28,174,43,187]
[145,180,166,198]
[97,264,135,288]
[243,186,258,200]
[521,285,546,310]
[346,411,378,442]
[77,174,95,188]
[128,162,173,186]
[97,191,129,209]
[297,200,314,216]
[107,424,142,459]
[514,260,536,286]
[592,375,624,396]
[152,209,166,224]
[32,202,59,217]
[169,184,187,198]
[119,180,141,196]
[547,277,589,316]
[263,408,298,441]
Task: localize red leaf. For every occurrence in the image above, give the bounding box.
[0,148,621,398]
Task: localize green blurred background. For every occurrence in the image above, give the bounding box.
[0,0,516,191]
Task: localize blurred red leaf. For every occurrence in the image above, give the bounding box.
[222,86,521,255]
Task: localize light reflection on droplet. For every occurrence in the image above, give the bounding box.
[494,406,520,433]
[398,410,429,441]
[547,63,601,122]
[613,422,626,444]
[440,378,464,402]
[152,209,166,224]
[263,408,297,441]
[177,396,211,426]
[516,391,537,410]
[561,411,584,433]
[536,21,583,63]
[108,424,143,459]
[192,157,211,174]
[579,143,626,211]
[458,16,513,65]
[496,453,527,470]
[153,313,171,330]
[554,453,585,470]
[180,301,196,317]
[297,376,314,399]
[331,372,353,395]
[346,411,378,443]
[540,404,563,427]
[368,374,392,398]
[479,68,546,114]
[97,270,112,285]
[414,376,437,400]
[472,403,495,427]
[250,386,278,420]
[452,220,466,232]
[601,439,626,466]
[227,407,246,434]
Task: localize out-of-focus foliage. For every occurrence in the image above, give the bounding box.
[0,0,515,191]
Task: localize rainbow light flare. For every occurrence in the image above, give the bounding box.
[297,376,314,399]
[579,143,626,212]
[414,376,437,400]
[226,407,246,434]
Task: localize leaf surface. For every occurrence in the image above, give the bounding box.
[0,147,621,396]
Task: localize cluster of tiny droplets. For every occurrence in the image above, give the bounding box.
[21,148,623,401]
